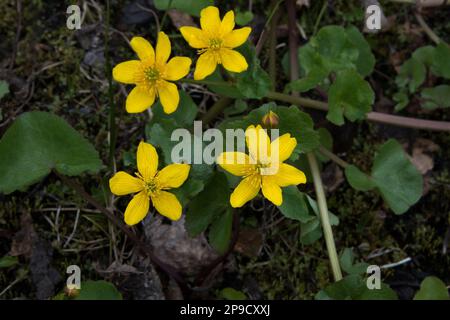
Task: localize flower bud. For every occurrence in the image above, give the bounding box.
[262,111,279,128]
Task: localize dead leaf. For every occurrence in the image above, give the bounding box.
[144,215,219,276]
[10,213,36,257]
[168,9,196,28]
[234,228,264,258]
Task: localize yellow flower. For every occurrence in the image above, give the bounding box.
[109,141,190,225]
[180,6,251,80]
[217,125,306,208]
[112,32,191,114]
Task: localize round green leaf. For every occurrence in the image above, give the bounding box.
[0,111,102,194]
[327,69,374,125]
[414,276,449,300]
[420,85,450,109]
[345,165,375,191]
[75,280,122,300]
[371,139,423,215]
[278,186,312,223]
[209,208,233,254]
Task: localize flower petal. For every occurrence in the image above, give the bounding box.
[137,141,159,181]
[109,171,144,196]
[112,60,140,84]
[223,27,251,48]
[156,163,190,189]
[273,163,307,187]
[156,31,171,64]
[152,191,182,220]
[245,125,271,163]
[230,174,261,208]
[130,37,155,62]
[194,51,217,80]
[220,10,235,36]
[271,133,297,163]
[200,6,221,35]
[157,80,179,114]
[126,86,155,113]
[165,57,191,81]
[124,191,150,226]
[220,48,248,73]
[216,152,255,176]
[261,176,282,206]
[179,26,208,48]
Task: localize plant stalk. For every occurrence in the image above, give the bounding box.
[307,153,343,281]
[286,0,342,282]
[266,91,450,132]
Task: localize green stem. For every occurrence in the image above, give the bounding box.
[307,153,343,281]
[318,146,350,168]
[415,13,442,45]
[105,0,117,170]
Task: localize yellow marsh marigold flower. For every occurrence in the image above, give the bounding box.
[109,141,190,225]
[217,125,306,208]
[113,32,191,114]
[179,6,251,80]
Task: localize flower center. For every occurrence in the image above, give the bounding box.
[209,38,222,50]
[145,179,160,195]
[144,67,161,83]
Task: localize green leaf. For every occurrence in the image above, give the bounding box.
[311,26,359,72]
[278,187,312,223]
[339,248,369,275]
[283,25,374,94]
[344,140,423,214]
[420,85,450,109]
[235,44,271,99]
[209,208,233,254]
[0,80,9,100]
[371,139,423,214]
[0,255,18,268]
[153,0,213,16]
[344,165,375,191]
[185,171,230,236]
[206,70,244,99]
[300,218,322,245]
[430,43,450,79]
[306,195,339,226]
[393,91,410,111]
[75,280,122,300]
[316,274,398,300]
[414,276,449,300]
[412,45,435,67]
[220,287,247,300]
[395,58,426,93]
[235,11,253,26]
[152,91,198,127]
[327,69,374,125]
[146,118,179,163]
[299,195,339,245]
[345,26,375,77]
[286,66,328,93]
[0,111,102,194]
